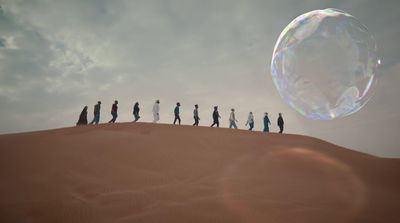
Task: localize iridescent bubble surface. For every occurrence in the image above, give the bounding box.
[271,9,378,120]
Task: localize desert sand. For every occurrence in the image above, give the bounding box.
[0,123,399,223]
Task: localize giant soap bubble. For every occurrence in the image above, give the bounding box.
[271,9,378,120]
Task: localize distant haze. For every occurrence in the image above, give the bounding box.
[0,0,399,157]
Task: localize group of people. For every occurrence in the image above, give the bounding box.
[77,100,285,133]
[214,106,284,133]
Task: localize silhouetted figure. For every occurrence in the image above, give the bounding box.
[278,113,284,133]
[173,102,181,125]
[263,112,271,132]
[229,108,238,129]
[133,102,140,122]
[193,104,200,126]
[211,106,221,127]
[108,100,118,123]
[77,106,88,126]
[245,112,254,131]
[89,101,101,124]
[153,100,160,123]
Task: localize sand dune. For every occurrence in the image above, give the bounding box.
[0,123,399,223]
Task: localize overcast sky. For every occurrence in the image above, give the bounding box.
[0,0,399,157]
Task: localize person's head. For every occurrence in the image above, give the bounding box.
[214,106,218,110]
[249,112,253,114]
[98,101,101,104]
[265,112,268,116]
[231,108,235,112]
[195,104,198,108]
[135,102,139,106]
[177,102,180,106]
[156,99,160,104]
[279,113,282,117]
[115,100,118,104]
[84,106,88,110]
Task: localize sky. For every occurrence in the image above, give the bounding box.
[0,0,399,157]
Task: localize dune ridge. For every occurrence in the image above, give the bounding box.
[0,123,399,223]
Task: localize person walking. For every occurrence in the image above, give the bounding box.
[77,106,88,126]
[263,112,271,132]
[173,102,181,125]
[133,102,140,122]
[211,106,221,127]
[152,100,160,123]
[89,101,101,124]
[108,100,118,123]
[193,104,200,126]
[277,113,284,133]
[245,112,255,131]
[229,108,238,129]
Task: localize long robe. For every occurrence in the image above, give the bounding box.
[263,115,271,132]
[77,107,88,125]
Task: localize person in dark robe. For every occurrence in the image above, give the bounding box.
[263,112,271,132]
[77,106,88,126]
[193,104,200,126]
[133,102,140,122]
[277,113,284,133]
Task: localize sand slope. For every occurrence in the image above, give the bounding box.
[0,123,399,223]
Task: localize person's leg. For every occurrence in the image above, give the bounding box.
[153,113,159,123]
[229,121,233,129]
[178,116,181,125]
[216,121,219,128]
[279,125,283,133]
[111,114,117,123]
[195,117,199,126]
[91,114,97,124]
[233,122,237,129]
[249,123,254,131]
[173,116,177,124]
[95,114,100,124]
